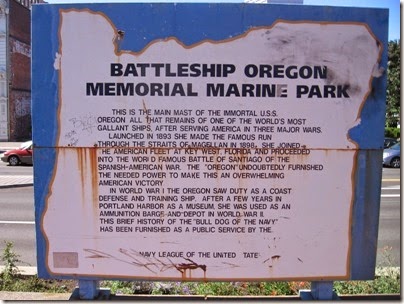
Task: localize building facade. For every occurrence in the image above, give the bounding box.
[0,0,42,141]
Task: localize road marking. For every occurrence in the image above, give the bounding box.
[381,194,401,198]
[0,220,35,225]
[382,178,401,182]
[381,186,400,190]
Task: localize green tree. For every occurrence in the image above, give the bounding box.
[386,40,400,128]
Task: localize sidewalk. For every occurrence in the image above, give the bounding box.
[0,141,21,152]
[0,291,71,301]
[0,175,33,188]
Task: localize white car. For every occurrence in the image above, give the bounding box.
[382,142,400,168]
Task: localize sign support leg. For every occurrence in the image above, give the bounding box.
[299,281,339,300]
[70,279,110,300]
[78,279,100,299]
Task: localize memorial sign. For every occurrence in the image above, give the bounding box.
[32,3,388,281]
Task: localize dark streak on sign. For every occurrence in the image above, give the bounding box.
[175,258,207,279]
[84,248,207,278]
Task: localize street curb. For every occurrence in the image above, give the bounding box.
[0,266,37,276]
[0,183,33,189]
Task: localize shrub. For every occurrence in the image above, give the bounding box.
[385,127,401,139]
[0,241,21,288]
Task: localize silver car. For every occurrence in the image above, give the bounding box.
[383,142,400,168]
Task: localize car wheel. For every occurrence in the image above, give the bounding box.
[390,157,400,168]
[8,155,20,166]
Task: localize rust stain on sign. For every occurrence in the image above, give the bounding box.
[75,147,99,210]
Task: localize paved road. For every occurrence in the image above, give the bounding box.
[0,161,400,270]
[0,161,35,267]
[377,167,401,267]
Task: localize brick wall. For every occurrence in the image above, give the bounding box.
[9,0,31,141]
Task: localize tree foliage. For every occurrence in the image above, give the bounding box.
[386,40,401,128]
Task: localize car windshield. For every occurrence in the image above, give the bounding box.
[389,142,400,150]
[20,141,32,150]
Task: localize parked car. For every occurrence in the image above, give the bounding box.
[383,142,400,168]
[384,137,398,149]
[0,140,33,166]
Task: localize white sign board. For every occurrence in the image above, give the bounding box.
[32,4,387,281]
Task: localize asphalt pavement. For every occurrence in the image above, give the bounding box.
[0,142,51,300]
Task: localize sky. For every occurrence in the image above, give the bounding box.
[304,0,400,41]
[45,0,400,41]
